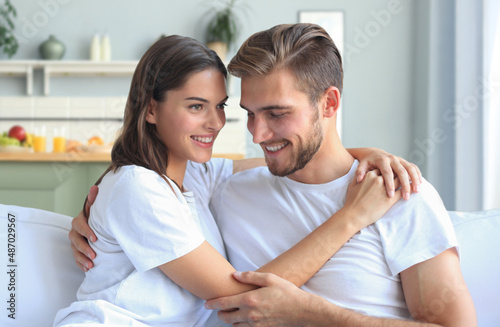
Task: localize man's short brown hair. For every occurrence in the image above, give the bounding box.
[228,23,343,105]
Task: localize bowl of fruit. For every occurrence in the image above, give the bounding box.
[82,136,112,153]
[0,125,33,153]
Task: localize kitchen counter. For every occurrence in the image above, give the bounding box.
[0,152,244,162]
[0,152,111,162]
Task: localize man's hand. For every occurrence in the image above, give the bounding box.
[205,272,445,327]
[69,185,99,272]
[351,148,422,200]
[205,271,324,327]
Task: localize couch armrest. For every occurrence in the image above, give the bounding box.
[450,209,500,327]
[0,204,85,327]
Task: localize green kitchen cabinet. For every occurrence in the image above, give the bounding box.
[0,161,110,216]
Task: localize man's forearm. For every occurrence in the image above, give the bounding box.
[305,294,441,327]
[205,272,443,326]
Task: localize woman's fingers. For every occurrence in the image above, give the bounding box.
[355,160,370,183]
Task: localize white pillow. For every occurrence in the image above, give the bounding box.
[0,204,84,327]
[450,209,500,327]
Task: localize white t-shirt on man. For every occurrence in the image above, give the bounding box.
[54,159,233,327]
[210,160,458,319]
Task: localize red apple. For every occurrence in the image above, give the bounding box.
[8,125,26,142]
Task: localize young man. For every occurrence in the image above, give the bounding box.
[203,24,476,326]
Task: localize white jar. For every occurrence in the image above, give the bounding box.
[90,34,100,61]
[101,34,111,61]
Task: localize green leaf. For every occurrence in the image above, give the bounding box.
[0,0,18,57]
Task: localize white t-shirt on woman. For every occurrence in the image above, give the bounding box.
[54,159,232,327]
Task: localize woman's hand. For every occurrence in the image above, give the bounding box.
[69,185,99,272]
[348,147,422,200]
[342,169,404,231]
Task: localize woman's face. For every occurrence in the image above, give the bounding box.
[146,69,227,165]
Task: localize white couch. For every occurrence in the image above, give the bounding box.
[1,204,499,327]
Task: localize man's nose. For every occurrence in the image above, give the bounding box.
[251,116,272,144]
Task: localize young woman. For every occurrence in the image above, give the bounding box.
[56,35,419,326]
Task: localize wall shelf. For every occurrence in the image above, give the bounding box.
[0,60,138,96]
[0,61,35,95]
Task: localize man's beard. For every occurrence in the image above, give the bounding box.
[266,112,323,177]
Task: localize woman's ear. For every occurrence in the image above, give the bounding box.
[322,86,341,118]
[145,100,158,124]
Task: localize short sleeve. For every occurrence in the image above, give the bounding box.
[102,168,205,273]
[377,179,458,276]
[185,158,233,204]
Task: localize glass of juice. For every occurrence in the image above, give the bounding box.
[53,126,66,153]
[33,126,46,153]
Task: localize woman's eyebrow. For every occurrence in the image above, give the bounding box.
[185,97,209,102]
[218,96,229,104]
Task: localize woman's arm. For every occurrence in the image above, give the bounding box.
[257,170,403,286]
[233,149,423,198]
[70,149,419,272]
[232,158,266,174]
[158,170,405,300]
[71,172,401,295]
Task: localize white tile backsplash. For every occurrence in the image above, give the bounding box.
[34,97,70,118]
[105,97,127,118]
[69,98,106,118]
[0,97,34,118]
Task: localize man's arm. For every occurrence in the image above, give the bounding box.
[401,248,477,326]
[206,250,477,327]
[205,271,442,326]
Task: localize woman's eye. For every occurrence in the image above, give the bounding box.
[217,102,228,110]
[190,104,203,111]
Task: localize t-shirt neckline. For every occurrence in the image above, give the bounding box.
[279,160,359,192]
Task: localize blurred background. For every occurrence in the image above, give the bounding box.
[0,0,498,213]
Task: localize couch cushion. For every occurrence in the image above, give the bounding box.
[450,209,500,327]
[0,204,84,327]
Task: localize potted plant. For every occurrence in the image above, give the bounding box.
[0,0,19,58]
[205,0,243,61]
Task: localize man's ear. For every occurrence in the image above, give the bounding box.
[145,99,158,124]
[322,86,341,118]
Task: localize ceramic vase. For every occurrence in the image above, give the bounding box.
[39,35,65,60]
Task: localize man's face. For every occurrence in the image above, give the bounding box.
[240,69,323,176]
